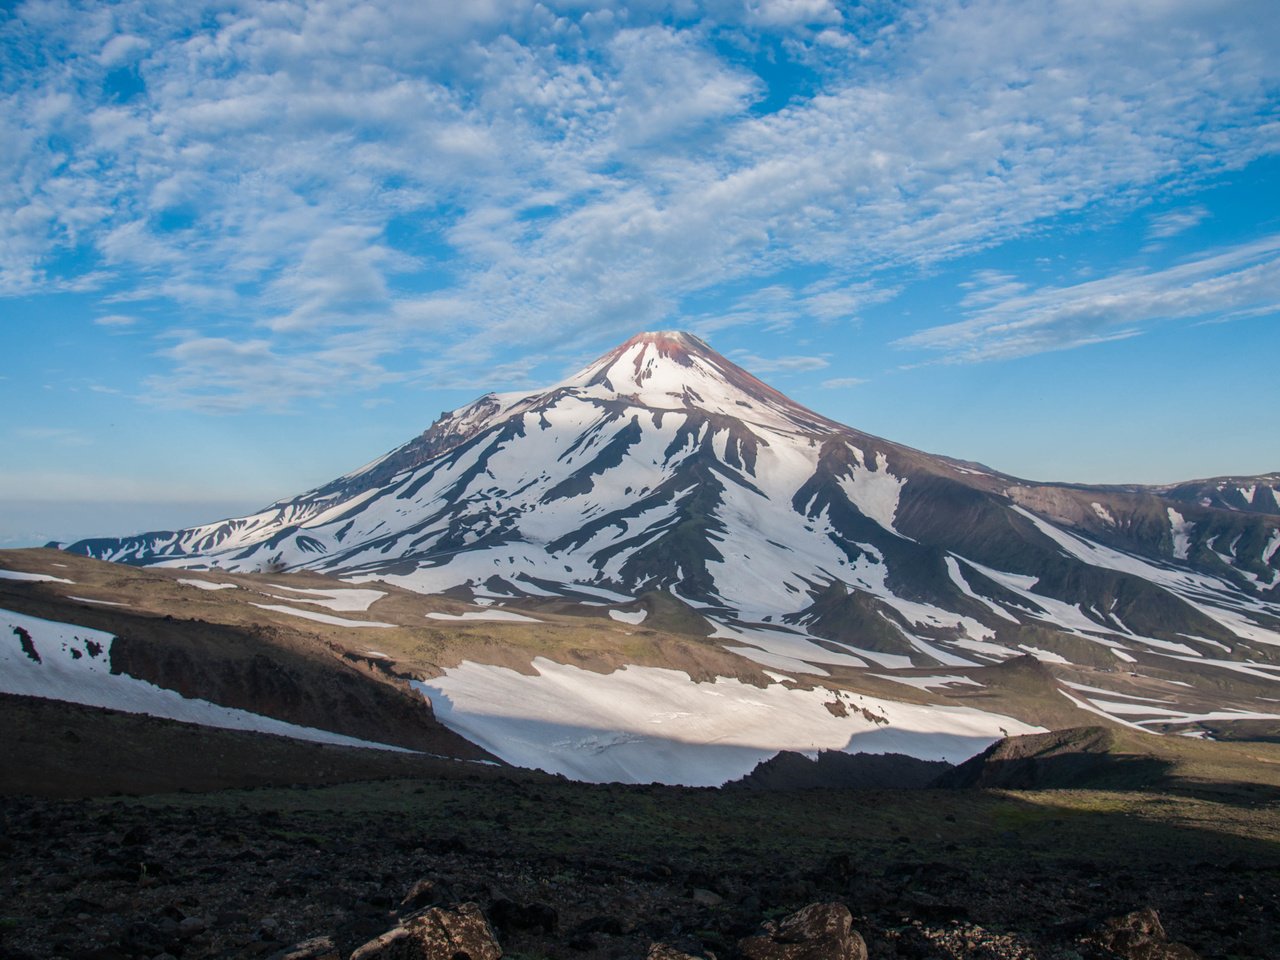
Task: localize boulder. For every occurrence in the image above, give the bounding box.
[1086,908,1200,960]
[350,903,502,960]
[738,903,867,960]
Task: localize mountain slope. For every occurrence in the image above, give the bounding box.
[60,331,1280,741]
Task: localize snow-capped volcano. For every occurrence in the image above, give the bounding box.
[65,331,1280,681]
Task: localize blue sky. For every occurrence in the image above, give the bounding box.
[2,0,1279,547]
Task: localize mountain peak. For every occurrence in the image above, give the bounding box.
[561,330,836,433]
[584,330,714,375]
[621,329,711,355]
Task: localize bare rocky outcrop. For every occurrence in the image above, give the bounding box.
[935,726,1173,790]
[738,903,868,960]
[350,903,502,960]
[1085,908,1201,960]
[728,749,952,791]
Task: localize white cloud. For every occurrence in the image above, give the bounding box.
[1147,205,1210,241]
[897,234,1280,362]
[729,351,830,373]
[747,0,842,28]
[820,376,866,388]
[93,313,136,326]
[97,33,147,67]
[1,0,1278,406]
[149,334,401,413]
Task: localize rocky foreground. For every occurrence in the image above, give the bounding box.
[2,773,1276,960]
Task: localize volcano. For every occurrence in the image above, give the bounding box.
[64,331,1280,683]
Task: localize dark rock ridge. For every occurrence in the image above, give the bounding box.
[936,727,1173,791]
[727,750,952,791]
[61,331,1280,679]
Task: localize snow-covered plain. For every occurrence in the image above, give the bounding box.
[414,658,1042,786]
[1,607,410,751]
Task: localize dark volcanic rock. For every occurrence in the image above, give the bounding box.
[935,727,1173,790]
[738,903,868,960]
[729,750,952,790]
[489,897,557,935]
[648,944,708,960]
[351,903,502,960]
[1085,907,1201,960]
[400,879,447,913]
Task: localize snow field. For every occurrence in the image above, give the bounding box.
[413,658,1042,786]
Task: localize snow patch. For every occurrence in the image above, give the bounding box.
[1263,530,1280,565]
[710,619,869,670]
[1018,645,1070,664]
[944,556,1019,624]
[0,570,73,584]
[178,579,237,591]
[1167,508,1192,560]
[870,674,983,691]
[837,451,908,537]
[609,609,648,624]
[425,610,541,623]
[722,645,831,677]
[250,604,396,628]
[264,583,386,612]
[67,596,126,607]
[1060,681,1173,704]
[1,608,410,751]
